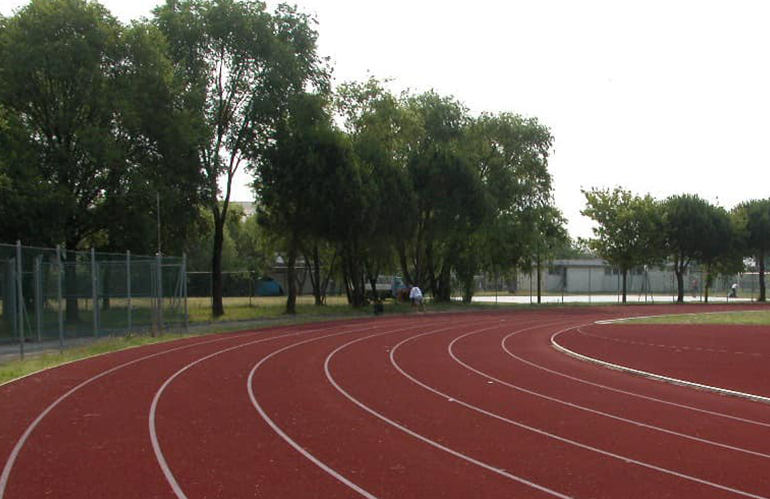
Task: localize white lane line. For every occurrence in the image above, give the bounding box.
[324,323,574,499]
[502,325,770,429]
[445,327,770,460]
[150,323,377,499]
[0,329,285,499]
[551,331,770,406]
[246,319,467,499]
[389,327,770,499]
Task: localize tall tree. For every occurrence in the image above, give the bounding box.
[0,0,202,321]
[256,93,361,314]
[733,199,770,302]
[399,91,489,301]
[336,78,417,304]
[155,0,328,316]
[662,194,727,303]
[582,188,663,303]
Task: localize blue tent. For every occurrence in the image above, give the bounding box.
[256,277,284,296]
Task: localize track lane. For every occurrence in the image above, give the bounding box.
[0,321,370,499]
[240,320,559,498]
[328,315,770,497]
[3,306,770,498]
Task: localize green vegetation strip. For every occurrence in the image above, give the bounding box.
[625,310,770,326]
[0,297,511,385]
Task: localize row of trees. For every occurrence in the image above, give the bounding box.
[582,188,770,303]
[0,0,567,316]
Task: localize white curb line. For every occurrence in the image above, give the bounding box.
[551,330,770,406]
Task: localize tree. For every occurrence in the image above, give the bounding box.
[335,78,417,304]
[0,0,202,321]
[697,204,738,302]
[466,112,557,303]
[733,199,770,302]
[662,194,728,303]
[526,205,569,304]
[399,91,489,301]
[155,0,328,317]
[582,188,663,303]
[256,93,361,314]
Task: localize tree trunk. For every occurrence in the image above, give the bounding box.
[757,250,766,302]
[211,214,225,317]
[675,268,684,303]
[286,238,297,315]
[621,269,628,304]
[704,267,711,304]
[536,254,542,304]
[397,242,413,288]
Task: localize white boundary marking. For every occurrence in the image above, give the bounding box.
[499,324,770,429]
[323,321,574,499]
[551,330,770,405]
[385,325,770,499]
[446,325,770,460]
[0,324,345,499]
[150,323,376,499]
[246,321,450,499]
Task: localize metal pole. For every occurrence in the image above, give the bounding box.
[16,241,24,359]
[57,245,63,353]
[91,248,98,337]
[34,256,42,342]
[127,250,132,333]
[157,252,164,332]
[157,192,162,256]
[183,254,188,333]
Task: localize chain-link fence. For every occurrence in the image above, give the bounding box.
[507,260,763,304]
[0,242,187,359]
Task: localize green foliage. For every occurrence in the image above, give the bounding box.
[154,0,328,316]
[0,0,202,252]
[256,92,361,312]
[582,187,663,302]
[732,198,770,301]
[662,194,736,302]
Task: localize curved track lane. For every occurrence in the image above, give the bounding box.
[2,306,770,498]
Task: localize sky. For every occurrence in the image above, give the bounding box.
[3,0,770,239]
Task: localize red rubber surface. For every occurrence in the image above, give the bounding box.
[2,305,770,498]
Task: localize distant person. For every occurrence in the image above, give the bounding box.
[730,283,738,298]
[691,278,699,298]
[409,285,425,312]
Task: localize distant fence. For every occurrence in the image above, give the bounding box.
[0,241,187,359]
[484,262,763,303]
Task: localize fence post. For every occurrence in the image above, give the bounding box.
[156,252,164,332]
[56,245,63,353]
[127,250,132,333]
[91,248,98,337]
[182,254,188,333]
[34,255,42,342]
[16,240,24,359]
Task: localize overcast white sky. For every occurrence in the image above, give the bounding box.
[4,0,769,239]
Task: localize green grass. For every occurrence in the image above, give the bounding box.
[626,310,770,325]
[0,296,508,385]
[0,332,199,386]
[12,296,763,385]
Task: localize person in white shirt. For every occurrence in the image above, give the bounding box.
[409,285,424,312]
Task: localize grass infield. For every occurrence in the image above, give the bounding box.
[625,309,770,325]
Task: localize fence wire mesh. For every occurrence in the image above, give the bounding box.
[0,242,187,359]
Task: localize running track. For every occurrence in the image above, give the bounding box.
[2,305,770,498]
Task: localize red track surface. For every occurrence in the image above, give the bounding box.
[2,305,770,498]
